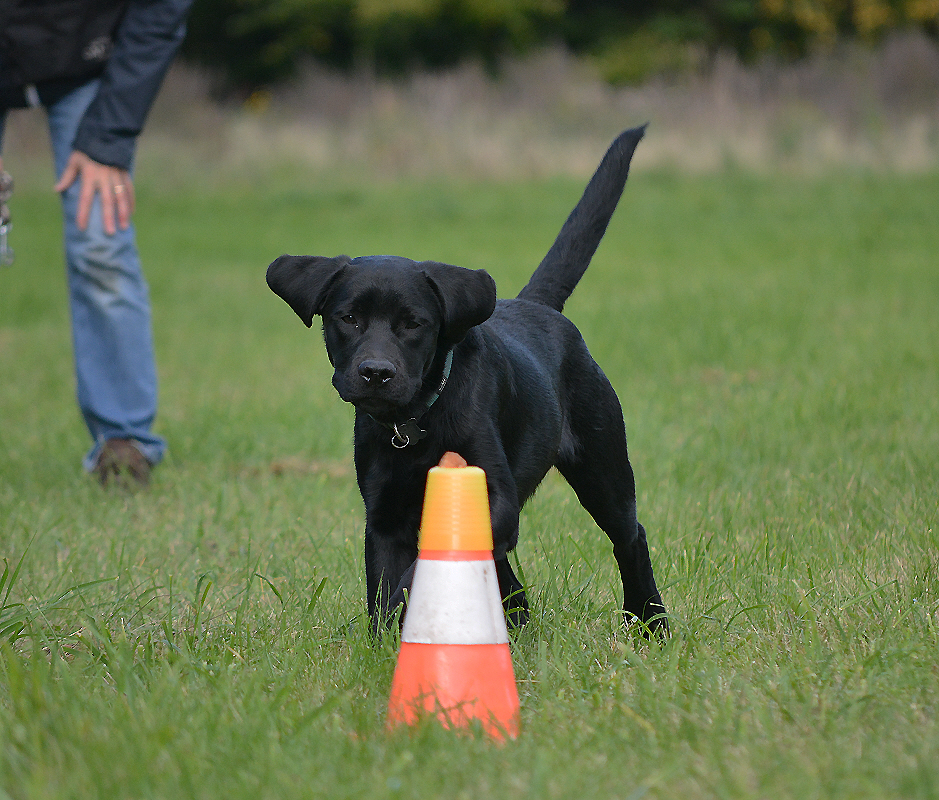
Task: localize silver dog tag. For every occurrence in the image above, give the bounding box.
[391,419,426,448]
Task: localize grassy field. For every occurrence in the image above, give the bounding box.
[1,162,938,799]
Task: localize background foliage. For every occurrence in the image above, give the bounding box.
[184,0,939,90]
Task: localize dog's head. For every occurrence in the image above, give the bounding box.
[267,254,496,420]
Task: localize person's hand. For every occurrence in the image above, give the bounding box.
[54,151,135,235]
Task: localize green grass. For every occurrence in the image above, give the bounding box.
[1,164,938,799]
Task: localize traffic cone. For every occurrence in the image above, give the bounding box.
[387,452,520,740]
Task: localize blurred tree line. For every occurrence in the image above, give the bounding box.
[183,0,939,91]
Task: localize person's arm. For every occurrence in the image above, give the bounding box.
[56,0,193,233]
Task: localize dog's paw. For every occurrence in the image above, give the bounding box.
[503,589,530,630]
[626,605,669,640]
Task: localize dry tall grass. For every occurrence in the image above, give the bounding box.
[3,31,938,180]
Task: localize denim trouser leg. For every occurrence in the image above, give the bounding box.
[45,81,166,470]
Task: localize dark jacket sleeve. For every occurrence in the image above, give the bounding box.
[71,0,194,170]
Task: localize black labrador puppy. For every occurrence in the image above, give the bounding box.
[267,126,667,635]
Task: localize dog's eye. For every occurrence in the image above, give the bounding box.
[341,315,358,327]
[403,319,421,330]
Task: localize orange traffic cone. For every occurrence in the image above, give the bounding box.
[387,452,520,740]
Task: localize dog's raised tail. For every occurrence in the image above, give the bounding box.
[517,125,645,312]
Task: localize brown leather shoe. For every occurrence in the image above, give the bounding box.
[92,438,152,488]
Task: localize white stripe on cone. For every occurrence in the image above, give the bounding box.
[402,559,509,645]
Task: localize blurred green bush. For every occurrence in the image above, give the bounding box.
[182,0,939,92]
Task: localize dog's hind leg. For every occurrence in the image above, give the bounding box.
[557,453,667,634]
[556,380,667,635]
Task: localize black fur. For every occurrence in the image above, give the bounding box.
[267,126,667,635]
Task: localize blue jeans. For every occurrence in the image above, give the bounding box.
[3,80,166,470]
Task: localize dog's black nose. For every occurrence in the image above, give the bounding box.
[358,359,396,384]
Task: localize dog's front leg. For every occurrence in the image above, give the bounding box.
[364,525,418,632]
[355,432,425,632]
[481,462,530,629]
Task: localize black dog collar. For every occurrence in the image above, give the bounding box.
[371,348,454,448]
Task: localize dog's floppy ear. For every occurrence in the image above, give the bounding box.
[420,261,497,343]
[266,255,351,327]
